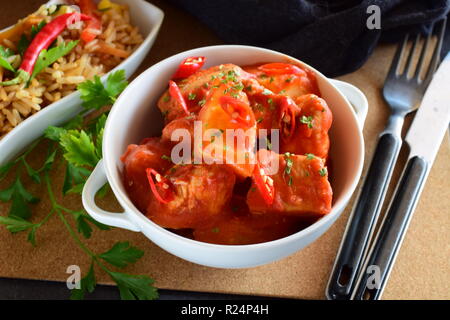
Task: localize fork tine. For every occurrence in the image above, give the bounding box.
[423,18,447,84]
[386,34,409,79]
[413,30,432,79]
[404,34,420,76]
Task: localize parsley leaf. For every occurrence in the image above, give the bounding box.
[71,210,110,239]
[77,70,128,110]
[0,178,39,219]
[0,215,35,233]
[99,241,144,268]
[23,161,41,183]
[107,271,158,300]
[59,130,99,167]
[70,263,96,300]
[44,126,67,141]
[62,162,91,195]
[0,162,14,181]
[31,40,79,80]
[0,45,15,72]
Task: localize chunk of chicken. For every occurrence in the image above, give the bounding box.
[281,94,332,159]
[247,149,332,217]
[120,138,172,212]
[147,164,236,229]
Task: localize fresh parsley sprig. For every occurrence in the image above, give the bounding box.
[0,70,157,300]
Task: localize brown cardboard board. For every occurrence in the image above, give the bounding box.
[0,0,448,299]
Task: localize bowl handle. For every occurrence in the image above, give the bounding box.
[330,79,368,129]
[82,159,141,232]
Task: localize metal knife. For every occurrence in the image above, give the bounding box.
[351,51,450,300]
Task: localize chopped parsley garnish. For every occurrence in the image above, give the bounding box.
[245,85,252,92]
[300,115,314,128]
[319,167,328,177]
[262,89,272,95]
[268,98,275,110]
[198,99,206,106]
[233,83,244,91]
[269,76,274,83]
[226,70,238,82]
[161,155,172,162]
[255,103,264,112]
[162,95,170,102]
[285,77,293,83]
[284,153,293,175]
[256,117,263,123]
[284,152,293,186]
[188,93,196,100]
[305,153,315,160]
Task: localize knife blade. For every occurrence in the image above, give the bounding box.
[351,51,450,300]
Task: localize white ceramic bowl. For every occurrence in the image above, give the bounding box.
[0,0,164,165]
[82,45,368,268]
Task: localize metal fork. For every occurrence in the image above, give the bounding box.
[326,18,446,300]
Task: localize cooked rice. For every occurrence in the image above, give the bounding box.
[0,3,144,138]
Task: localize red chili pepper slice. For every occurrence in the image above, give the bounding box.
[76,0,102,43]
[253,163,275,206]
[172,56,206,79]
[258,63,303,75]
[219,95,253,127]
[168,80,190,116]
[146,168,175,204]
[278,96,297,143]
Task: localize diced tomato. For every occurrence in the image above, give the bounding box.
[197,84,256,178]
[75,0,102,43]
[243,63,320,99]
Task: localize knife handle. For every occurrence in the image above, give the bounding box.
[326,132,401,300]
[352,156,428,300]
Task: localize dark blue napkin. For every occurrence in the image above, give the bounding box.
[168,0,450,77]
